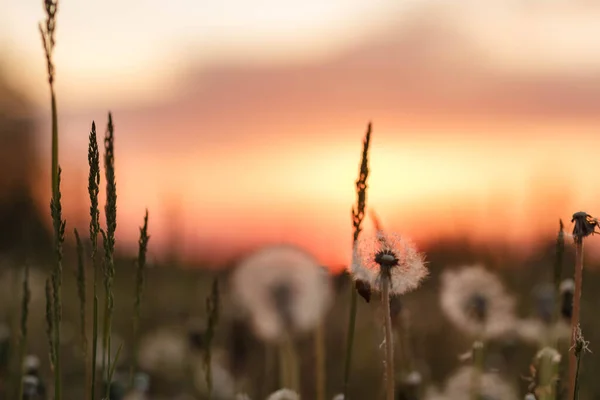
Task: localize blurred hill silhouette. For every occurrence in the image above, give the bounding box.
[0,64,51,260]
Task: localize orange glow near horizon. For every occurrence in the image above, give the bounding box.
[45,115,600,270]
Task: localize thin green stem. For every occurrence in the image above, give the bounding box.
[279,336,300,392]
[91,295,98,400]
[16,264,30,400]
[573,349,582,400]
[470,341,484,400]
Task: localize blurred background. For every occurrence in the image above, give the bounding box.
[1,0,600,399]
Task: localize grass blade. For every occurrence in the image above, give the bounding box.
[343,122,372,398]
[130,210,150,388]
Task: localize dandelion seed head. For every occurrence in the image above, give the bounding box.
[442,367,518,400]
[138,328,188,379]
[536,346,561,364]
[440,265,517,338]
[231,244,332,342]
[516,318,570,345]
[404,370,423,385]
[23,355,40,373]
[193,355,236,399]
[351,231,427,295]
[560,278,575,294]
[267,388,300,400]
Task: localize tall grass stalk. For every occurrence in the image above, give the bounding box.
[74,229,89,397]
[315,321,326,400]
[101,113,117,395]
[381,278,394,400]
[343,122,371,398]
[50,167,66,400]
[15,263,30,400]
[204,277,220,397]
[130,210,150,388]
[88,121,101,400]
[39,0,59,198]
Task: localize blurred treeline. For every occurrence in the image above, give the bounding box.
[2,67,600,399]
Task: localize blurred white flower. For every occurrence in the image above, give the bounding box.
[441,366,518,400]
[137,327,188,380]
[331,394,344,400]
[516,318,570,346]
[351,231,427,295]
[440,265,517,338]
[192,355,236,400]
[267,388,300,400]
[230,245,332,342]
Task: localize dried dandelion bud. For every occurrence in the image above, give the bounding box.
[350,231,427,295]
[440,265,517,339]
[267,388,300,400]
[571,211,599,240]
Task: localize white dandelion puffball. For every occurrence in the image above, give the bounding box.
[193,357,236,400]
[267,388,300,400]
[516,318,570,346]
[442,367,518,400]
[137,328,189,379]
[230,245,332,342]
[440,265,517,338]
[351,231,427,295]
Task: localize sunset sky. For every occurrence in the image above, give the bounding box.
[2,0,600,268]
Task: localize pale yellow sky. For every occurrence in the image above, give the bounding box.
[3,0,600,109]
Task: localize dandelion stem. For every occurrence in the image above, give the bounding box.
[568,237,584,399]
[382,278,395,400]
[315,321,326,400]
[470,341,484,400]
[279,335,300,392]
